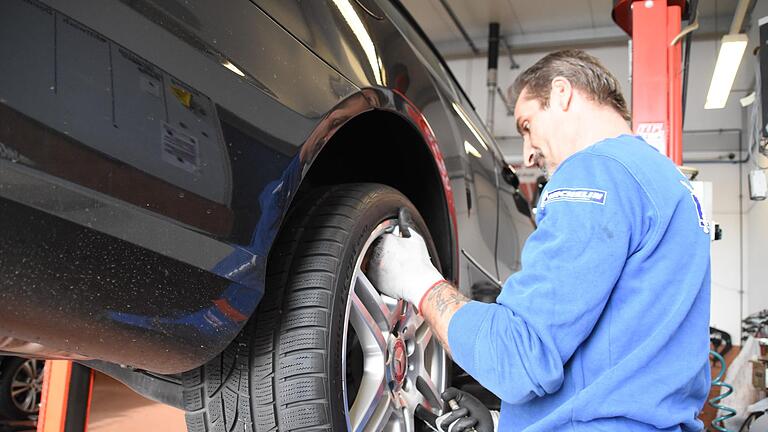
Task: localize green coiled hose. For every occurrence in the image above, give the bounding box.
[708,350,736,432]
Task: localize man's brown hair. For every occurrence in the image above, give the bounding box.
[509,49,630,121]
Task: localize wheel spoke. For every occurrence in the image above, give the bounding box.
[22,389,35,412]
[349,288,388,357]
[11,385,29,397]
[416,368,442,411]
[349,377,391,431]
[354,270,401,332]
[403,408,416,432]
[344,218,448,432]
[366,392,397,432]
[19,361,34,380]
[35,366,44,385]
[414,320,432,348]
[28,360,38,379]
[398,304,424,339]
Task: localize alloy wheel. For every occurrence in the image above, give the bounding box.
[10,359,43,415]
[343,220,446,431]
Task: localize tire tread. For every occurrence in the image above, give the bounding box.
[182,184,418,431]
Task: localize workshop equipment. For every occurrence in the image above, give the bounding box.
[414,402,478,432]
[36,361,93,432]
[709,351,737,432]
[612,0,687,165]
[415,405,439,431]
[447,399,477,432]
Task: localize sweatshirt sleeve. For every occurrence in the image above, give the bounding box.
[448,152,646,403]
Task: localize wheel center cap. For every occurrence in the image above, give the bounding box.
[392,339,407,383]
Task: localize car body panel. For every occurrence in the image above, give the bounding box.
[0,0,529,374]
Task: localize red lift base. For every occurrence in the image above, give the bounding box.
[37,361,93,432]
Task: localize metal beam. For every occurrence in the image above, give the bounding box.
[434,16,732,60]
[729,0,752,34]
[501,37,520,69]
[437,0,479,55]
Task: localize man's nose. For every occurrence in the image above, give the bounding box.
[523,141,536,168]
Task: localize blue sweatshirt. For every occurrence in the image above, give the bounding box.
[448,135,711,431]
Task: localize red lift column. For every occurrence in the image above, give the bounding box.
[37,360,94,432]
[613,0,685,166]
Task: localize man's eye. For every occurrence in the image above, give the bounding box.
[522,122,530,133]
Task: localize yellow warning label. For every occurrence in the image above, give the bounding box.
[171,86,192,108]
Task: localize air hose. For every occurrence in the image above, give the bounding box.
[709,350,737,431]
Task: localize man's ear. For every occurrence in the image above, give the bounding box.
[550,77,573,112]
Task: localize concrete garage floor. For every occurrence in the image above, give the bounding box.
[88,372,186,431]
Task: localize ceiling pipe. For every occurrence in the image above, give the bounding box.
[437,0,480,54]
[501,37,520,69]
[729,0,752,34]
[487,22,500,133]
[681,0,699,127]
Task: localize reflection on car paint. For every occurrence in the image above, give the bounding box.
[0,0,532,375]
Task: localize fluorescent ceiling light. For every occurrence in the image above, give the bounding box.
[704,34,748,110]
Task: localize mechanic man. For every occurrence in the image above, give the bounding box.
[368,49,711,431]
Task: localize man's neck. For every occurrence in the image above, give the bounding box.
[570,107,633,153]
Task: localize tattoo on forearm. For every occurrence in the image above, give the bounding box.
[422,282,469,355]
[427,282,468,315]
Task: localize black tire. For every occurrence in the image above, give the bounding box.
[182,183,446,431]
[0,357,43,420]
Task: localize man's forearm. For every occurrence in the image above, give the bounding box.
[420,280,470,357]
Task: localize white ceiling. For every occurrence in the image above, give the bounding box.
[401,0,741,50]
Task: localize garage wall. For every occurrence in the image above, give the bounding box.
[446,37,751,161]
[447,45,632,160]
[443,15,767,340]
[696,163,748,340]
[744,1,768,323]
[746,172,768,318]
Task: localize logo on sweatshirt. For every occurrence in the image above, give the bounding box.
[541,188,607,208]
[680,180,709,234]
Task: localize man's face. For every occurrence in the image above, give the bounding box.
[514,88,558,174]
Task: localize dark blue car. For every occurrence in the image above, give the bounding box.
[0,0,533,430]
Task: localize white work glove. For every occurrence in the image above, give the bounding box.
[367,228,445,311]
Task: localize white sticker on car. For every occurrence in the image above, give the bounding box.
[161,122,199,173]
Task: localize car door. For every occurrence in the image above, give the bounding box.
[0,0,358,372]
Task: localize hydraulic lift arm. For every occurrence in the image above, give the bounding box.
[612,0,688,166]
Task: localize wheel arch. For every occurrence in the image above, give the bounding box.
[296,104,457,282]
